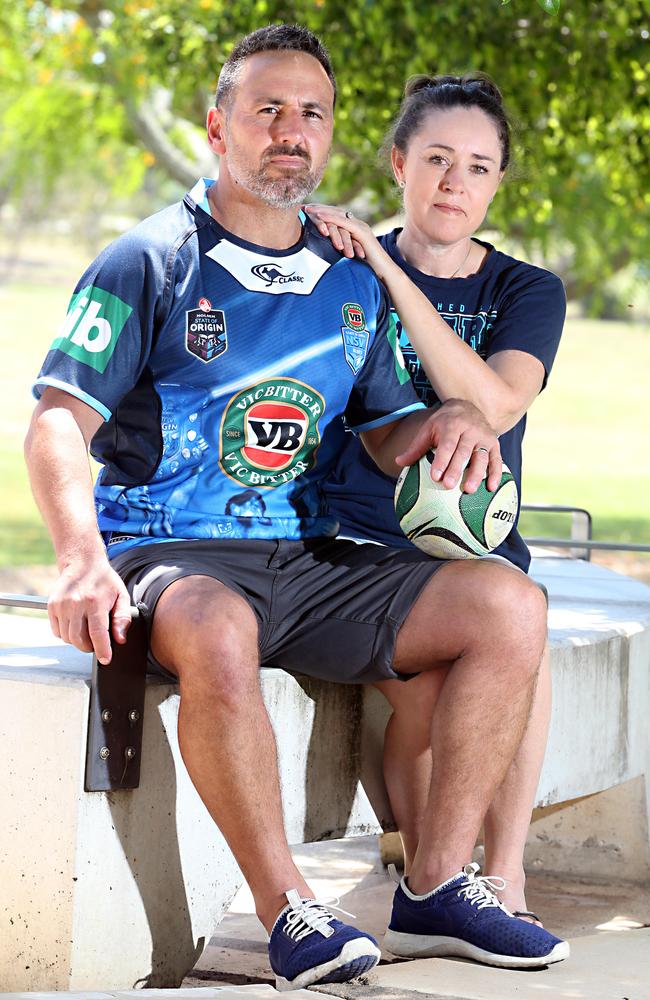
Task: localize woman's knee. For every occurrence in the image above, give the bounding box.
[374,669,448,719]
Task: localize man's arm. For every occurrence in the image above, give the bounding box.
[360,399,502,493]
[24,387,132,664]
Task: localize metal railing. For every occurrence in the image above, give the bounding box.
[521,504,650,561]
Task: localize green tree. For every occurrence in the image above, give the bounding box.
[1,1,648,301]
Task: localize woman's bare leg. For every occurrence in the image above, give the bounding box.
[483,643,552,918]
[374,669,448,870]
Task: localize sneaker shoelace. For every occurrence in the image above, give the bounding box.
[282,889,356,942]
[457,862,510,912]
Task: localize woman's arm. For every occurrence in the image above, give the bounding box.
[360,399,502,493]
[304,204,546,434]
[380,262,545,432]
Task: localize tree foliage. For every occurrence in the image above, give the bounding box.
[1,0,648,300]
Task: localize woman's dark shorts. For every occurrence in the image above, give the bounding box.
[110,537,446,685]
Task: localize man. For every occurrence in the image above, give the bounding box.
[25,24,567,992]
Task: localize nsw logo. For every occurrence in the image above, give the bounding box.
[341,302,369,373]
[250,263,304,288]
[50,285,132,373]
[186,299,227,363]
[341,327,369,374]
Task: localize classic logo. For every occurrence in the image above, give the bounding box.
[50,285,132,373]
[206,241,329,295]
[250,263,305,288]
[220,377,325,488]
[186,301,227,363]
[342,302,366,331]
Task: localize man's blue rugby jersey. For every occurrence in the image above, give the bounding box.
[34,180,423,556]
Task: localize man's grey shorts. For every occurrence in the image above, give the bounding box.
[110,538,446,685]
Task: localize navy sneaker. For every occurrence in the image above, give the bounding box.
[384,863,570,969]
[268,889,381,991]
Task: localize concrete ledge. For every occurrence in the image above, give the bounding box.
[528,554,650,882]
[0,646,385,991]
[1,554,649,990]
[537,554,650,798]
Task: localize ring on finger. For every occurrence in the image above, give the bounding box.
[345,210,354,218]
[474,446,489,455]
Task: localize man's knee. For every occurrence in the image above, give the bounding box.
[395,561,546,675]
[494,568,547,639]
[151,575,260,698]
[475,566,547,675]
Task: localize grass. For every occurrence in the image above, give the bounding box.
[0,278,648,567]
[0,283,66,566]
[518,315,650,545]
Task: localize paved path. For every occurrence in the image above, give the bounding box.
[180,837,649,999]
[4,834,647,998]
[0,990,323,999]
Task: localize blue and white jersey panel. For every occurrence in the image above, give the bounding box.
[33,181,423,552]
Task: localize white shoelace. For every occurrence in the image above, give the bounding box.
[457,862,510,912]
[282,889,355,941]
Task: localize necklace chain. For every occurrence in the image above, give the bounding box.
[447,240,472,279]
[397,235,473,279]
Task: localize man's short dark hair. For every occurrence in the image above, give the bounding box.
[216,24,337,109]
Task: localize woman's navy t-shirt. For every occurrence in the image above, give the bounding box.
[323,230,566,571]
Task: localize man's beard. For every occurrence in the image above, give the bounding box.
[228,144,327,208]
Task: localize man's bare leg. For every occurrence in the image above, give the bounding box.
[389,560,547,894]
[151,575,311,931]
[375,643,551,915]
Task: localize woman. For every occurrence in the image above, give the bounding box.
[305,74,565,924]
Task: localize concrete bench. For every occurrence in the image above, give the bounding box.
[1,553,649,992]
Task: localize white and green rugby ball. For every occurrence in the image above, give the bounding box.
[394,449,519,559]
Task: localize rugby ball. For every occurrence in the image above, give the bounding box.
[394,449,518,559]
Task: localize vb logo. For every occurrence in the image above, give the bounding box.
[246,404,308,466]
[51,285,133,373]
[220,378,324,488]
